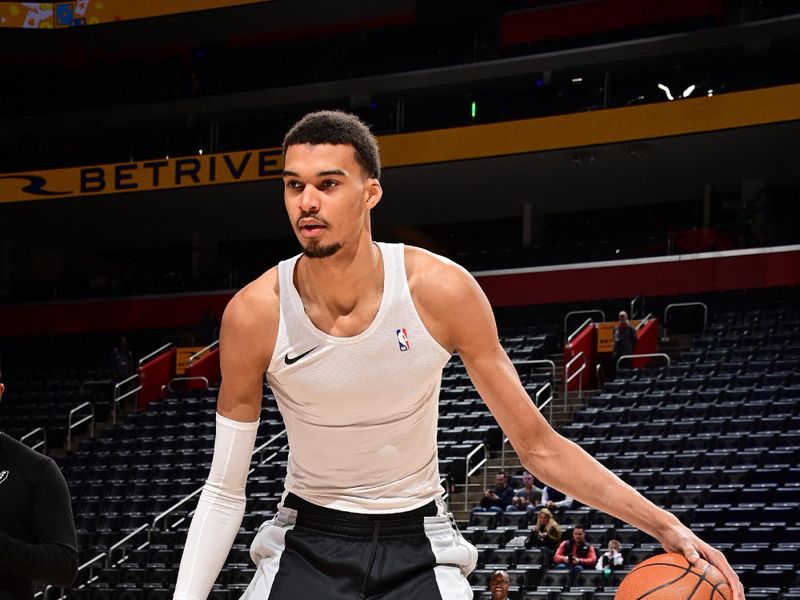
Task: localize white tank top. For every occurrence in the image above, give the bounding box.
[266,242,451,513]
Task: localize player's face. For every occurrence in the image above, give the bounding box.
[282,143,381,259]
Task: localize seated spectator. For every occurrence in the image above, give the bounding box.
[525,507,561,564]
[489,569,510,600]
[554,526,597,576]
[539,484,574,511]
[476,472,515,513]
[509,470,541,512]
[596,539,624,572]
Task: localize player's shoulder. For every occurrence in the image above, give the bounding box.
[222,266,280,333]
[403,245,472,292]
[1,432,51,470]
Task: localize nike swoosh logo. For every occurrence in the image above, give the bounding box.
[284,346,318,365]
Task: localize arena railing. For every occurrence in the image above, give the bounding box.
[43,552,105,600]
[78,379,113,397]
[150,428,290,535]
[635,313,654,332]
[663,301,708,337]
[138,343,174,368]
[162,375,209,397]
[66,402,94,451]
[500,373,555,472]
[515,359,557,421]
[616,352,671,372]
[564,350,586,408]
[108,524,151,567]
[48,427,291,599]
[20,427,46,454]
[112,373,142,424]
[463,443,488,510]
[188,340,219,365]
[630,296,645,320]
[564,310,605,346]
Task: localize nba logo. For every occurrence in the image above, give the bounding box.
[396,328,410,351]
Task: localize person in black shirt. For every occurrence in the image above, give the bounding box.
[612,311,637,375]
[0,367,78,600]
[477,472,515,512]
[111,336,134,382]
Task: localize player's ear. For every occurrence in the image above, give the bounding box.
[365,178,382,209]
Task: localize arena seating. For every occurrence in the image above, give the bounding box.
[5,291,797,599]
[466,303,800,598]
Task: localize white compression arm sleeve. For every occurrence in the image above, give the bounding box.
[174,412,259,600]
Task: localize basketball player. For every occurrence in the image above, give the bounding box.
[173,111,744,600]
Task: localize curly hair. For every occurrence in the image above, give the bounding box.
[283,110,381,179]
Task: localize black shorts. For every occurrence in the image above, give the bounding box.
[243,493,477,599]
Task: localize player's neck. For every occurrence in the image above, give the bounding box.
[296,237,383,314]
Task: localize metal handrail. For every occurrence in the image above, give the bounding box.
[67,402,94,451]
[151,487,204,533]
[500,373,554,470]
[567,318,593,344]
[664,302,708,334]
[108,524,150,566]
[138,343,173,367]
[515,359,557,388]
[616,352,671,370]
[113,373,141,424]
[535,382,553,423]
[20,427,47,454]
[630,296,643,319]
[564,309,605,344]
[188,340,219,367]
[636,313,654,331]
[440,477,450,502]
[564,351,586,409]
[106,523,150,567]
[58,552,106,599]
[151,429,289,534]
[463,442,488,510]
[249,429,289,466]
[166,376,209,392]
[78,379,113,396]
[596,363,606,389]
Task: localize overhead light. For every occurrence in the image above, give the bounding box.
[199,149,203,155]
[571,77,583,84]
[657,83,696,100]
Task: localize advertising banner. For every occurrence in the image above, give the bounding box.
[0,0,270,29]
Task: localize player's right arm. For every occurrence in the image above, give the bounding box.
[174,270,279,600]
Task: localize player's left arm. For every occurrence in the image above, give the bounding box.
[414,256,744,600]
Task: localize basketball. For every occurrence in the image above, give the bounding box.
[616,552,733,600]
